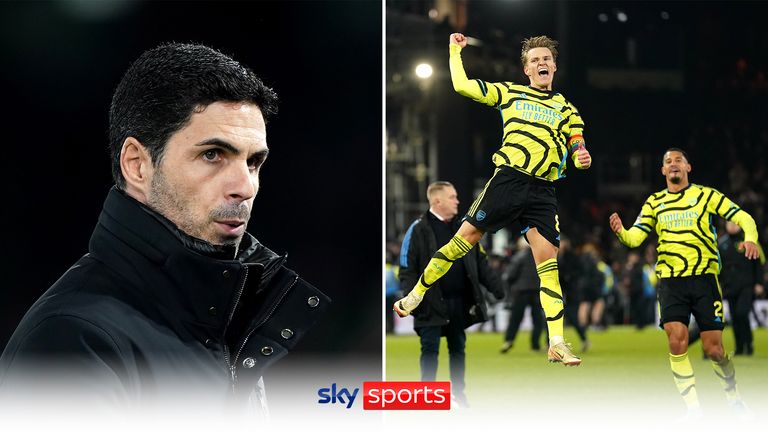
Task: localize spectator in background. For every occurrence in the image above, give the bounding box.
[624,251,649,329]
[478,255,507,333]
[579,243,613,328]
[594,255,616,330]
[640,244,659,328]
[558,237,590,352]
[500,237,546,353]
[398,181,503,407]
[719,221,766,355]
[578,243,609,331]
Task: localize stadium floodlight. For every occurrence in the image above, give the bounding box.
[661,11,670,20]
[598,13,608,23]
[617,11,628,22]
[415,63,433,79]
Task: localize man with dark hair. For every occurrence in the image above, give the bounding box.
[399,181,503,408]
[395,33,591,366]
[609,148,758,418]
[0,43,329,410]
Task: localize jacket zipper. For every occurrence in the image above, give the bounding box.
[224,264,250,392]
[231,274,299,384]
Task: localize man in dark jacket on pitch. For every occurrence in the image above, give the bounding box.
[500,237,546,353]
[399,181,503,407]
[0,43,329,412]
[719,221,765,355]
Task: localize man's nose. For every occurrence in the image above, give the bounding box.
[227,161,257,201]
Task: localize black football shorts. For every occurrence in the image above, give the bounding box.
[657,274,725,331]
[464,165,560,248]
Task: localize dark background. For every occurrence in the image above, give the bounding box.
[0,0,382,373]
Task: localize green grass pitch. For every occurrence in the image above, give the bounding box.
[386,326,768,421]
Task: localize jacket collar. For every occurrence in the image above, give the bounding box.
[88,187,285,334]
[99,186,279,265]
[424,209,458,227]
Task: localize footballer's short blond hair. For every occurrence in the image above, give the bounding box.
[520,35,559,68]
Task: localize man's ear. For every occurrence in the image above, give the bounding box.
[120,137,154,203]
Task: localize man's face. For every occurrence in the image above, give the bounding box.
[434,186,459,219]
[146,101,268,246]
[523,47,557,90]
[661,151,691,186]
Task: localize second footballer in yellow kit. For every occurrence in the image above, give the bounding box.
[395,33,592,366]
[610,148,759,417]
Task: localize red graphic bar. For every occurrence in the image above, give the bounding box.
[362,381,451,410]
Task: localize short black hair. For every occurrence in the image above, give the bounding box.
[663,147,690,164]
[109,42,278,189]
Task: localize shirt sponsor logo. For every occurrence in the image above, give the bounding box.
[514,100,565,126]
[659,210,700,229]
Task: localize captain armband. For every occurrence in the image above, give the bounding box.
[568,135,585,151]
[569,135,588,168]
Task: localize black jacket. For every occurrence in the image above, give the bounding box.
[505,248,539,294]
[718,233,762,297]
[398,211,503,328]
[0,188,329,407]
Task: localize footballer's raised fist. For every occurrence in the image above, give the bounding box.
[450,33,468,48]
[608,213,625,234]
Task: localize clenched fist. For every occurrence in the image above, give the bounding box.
[450,33,468,48]
[608,213,624,234]
[574,144,592,169]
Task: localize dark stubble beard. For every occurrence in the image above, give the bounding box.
[147,169,251,246]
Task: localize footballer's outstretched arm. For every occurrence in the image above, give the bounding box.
[732,211,760,259]
[448,33,500,107]
[609,212,649,248]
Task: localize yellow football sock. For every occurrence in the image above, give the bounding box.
[412,235,472,296]
[670,352,700,409]
[537,258,564,340]
[711,354,740,401]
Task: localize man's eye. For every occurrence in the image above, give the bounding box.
[202,149,219,161]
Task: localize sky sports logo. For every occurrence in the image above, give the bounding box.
[317,381,451,410]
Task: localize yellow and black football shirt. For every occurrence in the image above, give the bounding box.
[449,44,584,181]
[616,184,759,278]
